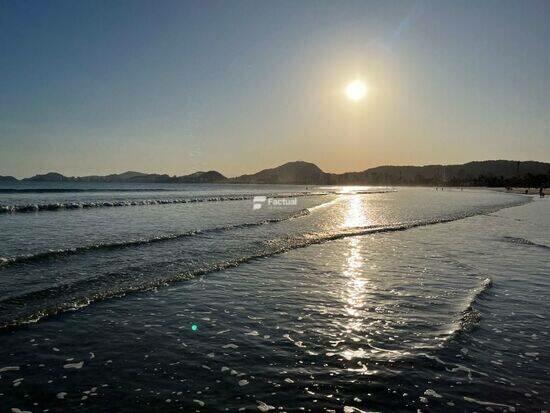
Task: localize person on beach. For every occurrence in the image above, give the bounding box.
[540,187,545,198]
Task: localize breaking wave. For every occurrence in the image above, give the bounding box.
[456,277,493,333]
[0,190,396,214]
[0,193,315,214]
[0,209,311,268]
[0,188,177,194]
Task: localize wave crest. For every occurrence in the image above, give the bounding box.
[458,277,493,332]
[0,209,311,268]
[502,236,550,250]
[0,193,326,214]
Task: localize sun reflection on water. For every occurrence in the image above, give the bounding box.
[337,195,417,363]
[343,195,370,228]
[342,196,369,339]
[343,237,367,323]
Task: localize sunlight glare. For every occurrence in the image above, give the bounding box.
[345,79,368,102]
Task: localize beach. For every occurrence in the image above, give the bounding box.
[0,185,548,412]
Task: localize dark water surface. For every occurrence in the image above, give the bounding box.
[0,184,548,412]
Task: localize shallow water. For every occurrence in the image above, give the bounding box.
[0,184,548,412]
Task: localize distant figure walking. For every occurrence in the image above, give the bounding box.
[540,187,545,198]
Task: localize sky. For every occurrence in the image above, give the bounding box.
[1,0,549,178]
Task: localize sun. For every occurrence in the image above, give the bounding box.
[345,79,368,102]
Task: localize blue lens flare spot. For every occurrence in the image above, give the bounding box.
[191,324,198,331]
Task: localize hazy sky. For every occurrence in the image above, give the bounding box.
[1,0,549,178]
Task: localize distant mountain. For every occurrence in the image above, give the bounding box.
[177,171,226,183]
[20,170,227,184]
[9,159,550,187]
[126,173,173,183]
[334,160,550,186]
[23,172,67,182]
[232,160,550,186]
[66,171,152,182]
[230,161,326,184]
[0,175,18,183]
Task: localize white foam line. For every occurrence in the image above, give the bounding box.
[463,396,516,412]
[307,197,340,212]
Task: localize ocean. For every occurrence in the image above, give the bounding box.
[0,184,548,412]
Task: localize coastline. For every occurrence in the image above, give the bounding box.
[489,187,546,195]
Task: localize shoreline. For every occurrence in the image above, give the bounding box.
[489,187,546,195]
